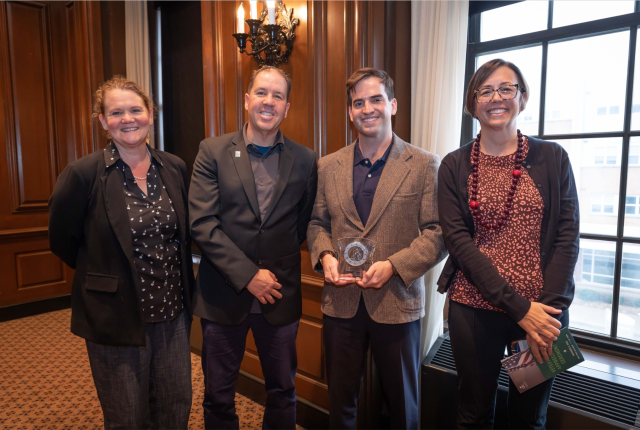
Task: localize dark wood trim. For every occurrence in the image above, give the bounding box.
[0,294,71,323]
[0,226,48,239]
[307,0,327,157]
[201,1,217,137]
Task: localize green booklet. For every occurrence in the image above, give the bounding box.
[501,327,585,393]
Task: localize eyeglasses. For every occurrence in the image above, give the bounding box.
[474,84,522,103]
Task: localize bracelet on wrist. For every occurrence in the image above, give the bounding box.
[319,250,336,265]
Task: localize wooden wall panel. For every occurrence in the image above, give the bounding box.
[0,230,72,307]
[200,0,411,415]
[4,1,56,213]
[324,0,350,155]
[0,1,103,308]
[16,249,63,289]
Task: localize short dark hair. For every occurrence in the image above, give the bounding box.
[464,59,529,118]
[247,66,292,101]
[346,68,395,107]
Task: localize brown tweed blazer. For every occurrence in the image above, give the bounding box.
[307,134,447,324]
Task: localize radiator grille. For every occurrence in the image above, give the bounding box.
[429,337,640,427]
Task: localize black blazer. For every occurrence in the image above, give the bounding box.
[189,131,318,326]
[49,146,194,347]
[437,137,580,322]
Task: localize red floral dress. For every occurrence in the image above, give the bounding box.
[448,138,545,312]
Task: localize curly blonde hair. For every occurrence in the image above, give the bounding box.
[93,76,156,140]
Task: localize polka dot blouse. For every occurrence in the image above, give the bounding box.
[104,142,184,323]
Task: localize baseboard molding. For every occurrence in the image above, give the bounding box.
[0,295,71,323]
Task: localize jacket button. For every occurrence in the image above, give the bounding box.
[527,165,532,169]
[541,252,546,257]
[537,184,542,188]
[260,229,265,234]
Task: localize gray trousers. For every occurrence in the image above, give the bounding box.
[86,310,192,429]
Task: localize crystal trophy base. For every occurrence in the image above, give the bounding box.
[337,237,376,280]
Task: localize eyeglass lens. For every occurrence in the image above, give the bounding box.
[476,85,518,103]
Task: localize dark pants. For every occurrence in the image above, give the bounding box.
[200,314,299,429]
[323,296,421,430]
[448,300,569,430]
[85,309,192,429]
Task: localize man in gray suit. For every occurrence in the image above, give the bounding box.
[307,68,447,429]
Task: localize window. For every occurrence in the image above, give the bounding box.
[591,194,619,215]
[464,1,640,346]
[621,250,640,289]
[627,196,640,215]
[630,144,640,164]
[581,248,616,285]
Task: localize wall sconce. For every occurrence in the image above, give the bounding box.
[233,1,299,67]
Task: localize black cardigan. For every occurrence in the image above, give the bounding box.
[437,136,580,322]
[49,146,194,347]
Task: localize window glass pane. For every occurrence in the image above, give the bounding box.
[481,1,548,42]
[572,239,615,336]
[475,46,543,137]
[546,31,629,135]
[556,138,622,235]
[552,1,634,28]
[617,243,640,342]
[630,144,639,165]
[632,29,640,130]
[625,137,640,238]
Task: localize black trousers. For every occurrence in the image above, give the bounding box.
[200,314,299,430]
[323,296,421,430]
[448,300,569,430]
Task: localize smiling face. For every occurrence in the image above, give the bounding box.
[244,70,290,136]
[474,66,527,132]
[98,89,153,149]
[348,77,397,141]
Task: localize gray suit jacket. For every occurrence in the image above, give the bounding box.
[307,134,447,324]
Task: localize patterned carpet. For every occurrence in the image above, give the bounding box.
[0,309,267,429]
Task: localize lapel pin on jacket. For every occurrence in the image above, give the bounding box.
[235,151,241,157]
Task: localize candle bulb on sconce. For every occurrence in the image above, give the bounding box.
[237,3,245,34]
[267,1,275,25]
[231,0,299,67]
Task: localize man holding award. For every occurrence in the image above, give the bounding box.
[307,68,447,429]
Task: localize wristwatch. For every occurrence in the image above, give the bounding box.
[319,250,336,266]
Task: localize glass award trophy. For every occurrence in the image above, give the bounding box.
[336,237,376,280]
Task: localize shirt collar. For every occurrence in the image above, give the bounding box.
[353,136,395,167]
[242,122,285,150]
[103,141,162,168]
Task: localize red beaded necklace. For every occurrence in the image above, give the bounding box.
[469,129,524,230]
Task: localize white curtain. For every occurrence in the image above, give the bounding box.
[125,1,154,147]
[411,0,469,360]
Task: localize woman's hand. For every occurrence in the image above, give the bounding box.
[527,332,554,363]
[517,302,561,348]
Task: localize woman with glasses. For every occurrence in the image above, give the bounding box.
[437,59,580,428]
